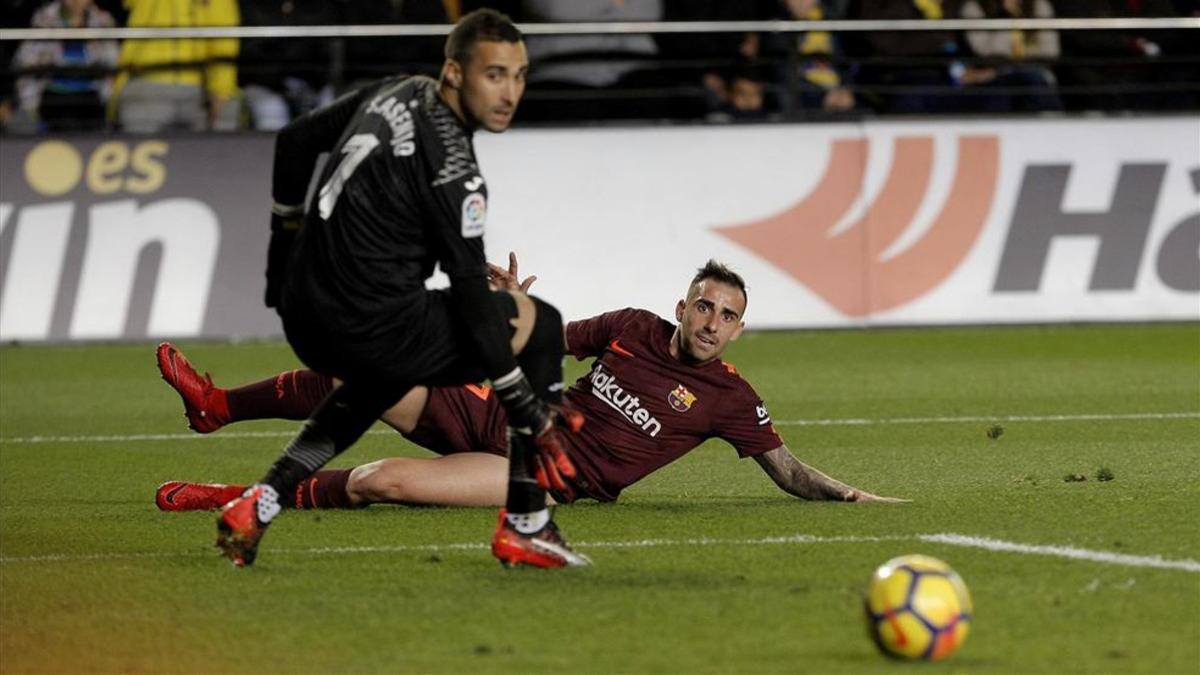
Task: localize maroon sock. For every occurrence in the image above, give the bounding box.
[225,369,335,422]
[292,469,357,509]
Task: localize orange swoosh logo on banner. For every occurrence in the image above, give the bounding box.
[714,136,998,317]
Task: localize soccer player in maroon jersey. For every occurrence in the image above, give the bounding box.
[157,257,902,515]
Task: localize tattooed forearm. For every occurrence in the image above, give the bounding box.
[754,447,858,501]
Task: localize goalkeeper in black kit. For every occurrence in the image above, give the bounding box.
[215,9,587,568]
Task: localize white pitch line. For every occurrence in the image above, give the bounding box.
[0,428,393,444]
[0,535,901,564]
[2,533,1197,573]
[2,412,1197,445]
[774,412,1200,427]
[920,533,1200,573]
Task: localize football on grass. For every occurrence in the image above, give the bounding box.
[863,554,972,661]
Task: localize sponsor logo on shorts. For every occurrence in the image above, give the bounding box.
[588,364,661,437]
[667,385,696,412]
[461,192,486,238]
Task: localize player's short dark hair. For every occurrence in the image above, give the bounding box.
[691,260,748,307]
[444,9,523,65]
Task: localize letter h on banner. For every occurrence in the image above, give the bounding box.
[994,164,1165,292]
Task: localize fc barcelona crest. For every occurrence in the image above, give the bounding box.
[668,385,697,412]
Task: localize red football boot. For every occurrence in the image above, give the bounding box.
[156,481,246,512]
[216,484,280,567]
[155,342,229,433]
[491,509,591,568]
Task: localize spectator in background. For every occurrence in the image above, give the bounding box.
[659,0,776,121]
[517,0,673,121]
[706,61,773,121]
[110,0,240,132]
[340,0,449,89]
[762,0,860,116]
[1171,0,1200,107]
[521,0,660,88]
[1054,0,1190,111]
[843,0,962,114]
[2,2,38,134]
[0,51,21,133]
[958,0,1063,112]
[11,0,119,132]
[237,0,337,131]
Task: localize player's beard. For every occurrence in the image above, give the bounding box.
[677,330,718,365]
[460,88,515,132]
[489,107,515,130]
[475,100,515,132]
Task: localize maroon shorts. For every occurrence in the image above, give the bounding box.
[402,384,509,457]
[402,384,592,503]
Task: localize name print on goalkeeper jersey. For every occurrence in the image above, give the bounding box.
[363,93,417,157]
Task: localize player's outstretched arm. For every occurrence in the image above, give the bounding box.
[754,446,909,503]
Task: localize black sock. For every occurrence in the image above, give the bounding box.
[505,430,545,514]
[263,455,314,500]
[501,296,567,514]
[519,297,564,404]
[261,382,399,497]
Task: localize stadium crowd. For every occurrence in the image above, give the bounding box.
[2,0,1197,133]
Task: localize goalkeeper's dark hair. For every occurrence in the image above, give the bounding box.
[691,260,748,308]
[444,9,523,65]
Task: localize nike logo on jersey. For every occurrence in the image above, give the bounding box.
[609,340,635,358]
[464,383,492,401]
[465,175,484,191]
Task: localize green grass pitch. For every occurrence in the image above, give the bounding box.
[1,323,1198,673]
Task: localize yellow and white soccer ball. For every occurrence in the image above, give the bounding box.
[863,554,972,661]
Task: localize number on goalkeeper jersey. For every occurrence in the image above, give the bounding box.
[317,133,380,220]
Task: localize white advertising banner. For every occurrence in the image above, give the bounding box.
[476,117,1199,329]
[0,117,1197,342]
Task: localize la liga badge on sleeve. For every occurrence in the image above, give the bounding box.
[461,192,486,238]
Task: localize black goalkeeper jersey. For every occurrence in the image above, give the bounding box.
[274,75,492,337]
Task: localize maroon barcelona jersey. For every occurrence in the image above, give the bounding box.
[562,308,783,502]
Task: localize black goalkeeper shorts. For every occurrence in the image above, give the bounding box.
[281,288,518,391]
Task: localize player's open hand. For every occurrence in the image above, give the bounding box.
[487,252,536,292]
